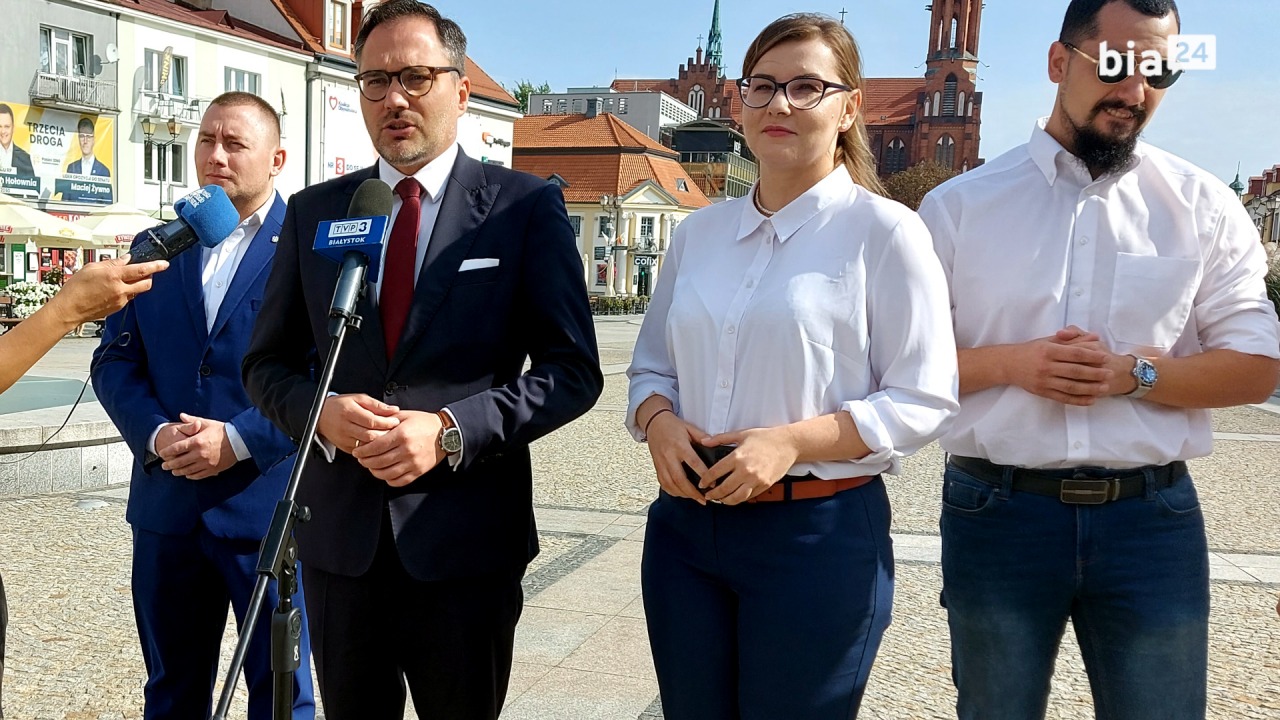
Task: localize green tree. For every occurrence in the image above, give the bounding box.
[883,160,960,210]
[508,79,552,114]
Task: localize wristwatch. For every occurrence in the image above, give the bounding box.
[1127,356,1158,399]
[438,411,463,455]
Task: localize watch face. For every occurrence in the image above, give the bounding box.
[1137,362,1158,385]
[442,428,463,453]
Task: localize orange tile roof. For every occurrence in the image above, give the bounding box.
[515,114,677,156]
[611,79,669,93]
[863,78,924,126]
[465,58,519,108]
[101,0,310,55]
[513,154,710,209]
[268,0,324,54]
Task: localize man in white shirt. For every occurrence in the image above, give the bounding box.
[91,92,315,719]
[918,1,1280,718]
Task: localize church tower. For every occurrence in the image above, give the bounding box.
[916,0,984,172]
[706,0,724,75]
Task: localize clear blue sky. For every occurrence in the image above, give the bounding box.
[443,0,1278,186]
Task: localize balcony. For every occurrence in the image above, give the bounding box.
[28,72,119,113]
[135,90,211,127]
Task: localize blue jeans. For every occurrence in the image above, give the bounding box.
[643,478,894,720]
[939,460,1209,720]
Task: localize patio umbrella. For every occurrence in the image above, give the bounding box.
[0,191,96,248]
[75,202,160,247]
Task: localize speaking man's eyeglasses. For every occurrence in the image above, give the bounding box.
[353,65,461,102]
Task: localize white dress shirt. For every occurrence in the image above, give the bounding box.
[0,143,13,170]
[627,167,960,478]
[148,195,276,462]
[919,118,1280,469]
[77,153,96,175]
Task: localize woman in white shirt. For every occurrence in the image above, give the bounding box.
[626,13,959,719]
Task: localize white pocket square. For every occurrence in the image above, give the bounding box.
[459,258,499,271]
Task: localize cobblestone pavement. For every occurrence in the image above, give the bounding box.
[1,318,1278,719]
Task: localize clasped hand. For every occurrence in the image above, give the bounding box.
[1008,326,1137,406]
[646,412,796,506]
[318,394,447,487]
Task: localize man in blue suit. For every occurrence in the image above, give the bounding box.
[66,118,111,178]
[92,92,314,720]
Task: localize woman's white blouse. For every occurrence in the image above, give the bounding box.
[626,167,960,477]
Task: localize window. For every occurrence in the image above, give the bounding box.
[597,215,611,239]
[709,107,720,118]
[328,0,351,50]
[676,178,689,192]
[958,91,967,118]
[943,74,958,116]
[618,98,628,114]
[225,68,261,95]
[572,99,585,114]
[567,215,582,238]
[935,135,955,169]
[542,99,552,114]
[640,217,655,239]
[932,91,941,118]
[688,85,705,113]
[951,17,960,50]
[884,138,907,175]
[40,27,92,77]
[144,141,186,185]
[557,98,567,113]
[145,49,188,96]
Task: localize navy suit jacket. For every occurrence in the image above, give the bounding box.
[4,145,33,176]
[66,157,110,177]
[243,153,603,582]
[92,195,297,540]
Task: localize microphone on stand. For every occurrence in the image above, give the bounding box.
[128,185,242,263]
[312,179,393,337]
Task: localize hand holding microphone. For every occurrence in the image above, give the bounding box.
[128,184,244,264]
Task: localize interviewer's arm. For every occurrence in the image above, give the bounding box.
[0,256,166,394]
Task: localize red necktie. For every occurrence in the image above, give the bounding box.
[381,178,422,357]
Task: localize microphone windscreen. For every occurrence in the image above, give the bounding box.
[174,185,242,249]
[349,179,394,219]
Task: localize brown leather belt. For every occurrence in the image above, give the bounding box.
[747,474,877,503]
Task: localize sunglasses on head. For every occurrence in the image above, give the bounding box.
[1062,42,1182,90]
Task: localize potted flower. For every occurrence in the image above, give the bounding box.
[6,280,60,319]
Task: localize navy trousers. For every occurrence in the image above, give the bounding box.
[643,478,895,720]
[132,525,316,720]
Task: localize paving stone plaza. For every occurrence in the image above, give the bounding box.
[1,317,1278,719]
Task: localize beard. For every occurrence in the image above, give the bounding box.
[1065,98,1148,177]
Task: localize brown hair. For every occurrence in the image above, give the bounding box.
[355,0,467,71]
[741,13,886,196]
[209,91,281,142]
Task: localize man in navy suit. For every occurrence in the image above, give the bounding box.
[0,105,34,177]
[66,118,111,178]
[242,2,602,718]
[92,92,315,720]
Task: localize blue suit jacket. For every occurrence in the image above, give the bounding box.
[66,157,110,177]
[92,195,297,540]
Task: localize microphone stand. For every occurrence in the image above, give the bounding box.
[212,254,369,720]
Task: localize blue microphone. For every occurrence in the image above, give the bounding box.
[128,185,241,263]
[313,179,392,336]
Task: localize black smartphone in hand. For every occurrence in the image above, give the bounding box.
[683,444,735,494]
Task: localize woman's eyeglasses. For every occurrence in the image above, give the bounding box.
[737,76,852,110]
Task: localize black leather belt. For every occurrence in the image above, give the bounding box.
[948,455,1186,505]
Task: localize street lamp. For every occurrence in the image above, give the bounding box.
[141,116,180,218]
[599,194,626,296]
